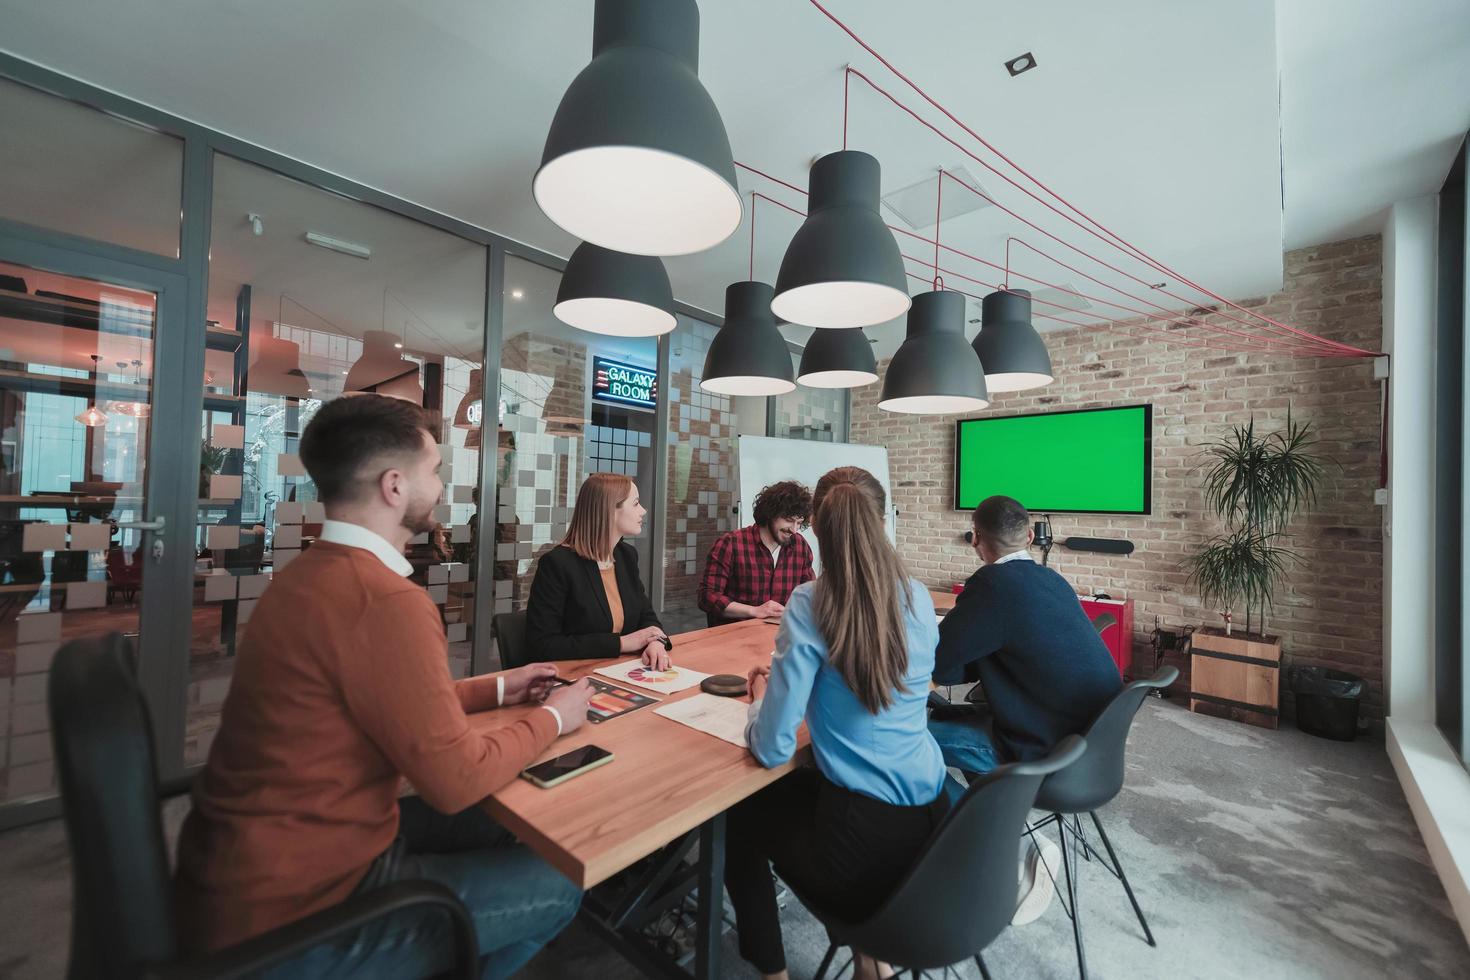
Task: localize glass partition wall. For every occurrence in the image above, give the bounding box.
[188,155,489,763]
[0,54,776,827]
[491,256,658,628]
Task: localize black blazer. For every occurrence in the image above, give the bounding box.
[526,541,663,662]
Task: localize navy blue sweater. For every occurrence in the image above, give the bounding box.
[934,559,1122,762]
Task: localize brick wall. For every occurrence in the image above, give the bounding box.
[850,234,1385,719]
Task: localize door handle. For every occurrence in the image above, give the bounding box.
[117,516,166,535]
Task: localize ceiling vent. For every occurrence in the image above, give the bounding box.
[880,165,993,229]
[1027,283,1094,316]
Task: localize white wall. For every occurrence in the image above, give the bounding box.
[1384,195,1439,720]
[1381,194,1470,947]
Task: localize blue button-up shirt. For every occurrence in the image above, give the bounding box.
[745,579,947,806]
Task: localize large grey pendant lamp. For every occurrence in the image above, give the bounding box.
[700,282,796,396]
[534,0,741,256]
[973,288,1054,392]
[879,289,990,414]
[554,241,677,336]
[797,328,878,388]
[772,150,911,329]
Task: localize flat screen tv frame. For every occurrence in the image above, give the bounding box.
[952,403,1154,515]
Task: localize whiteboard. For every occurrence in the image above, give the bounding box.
[735,435,896,570]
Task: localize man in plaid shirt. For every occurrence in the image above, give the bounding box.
[698,480,815,627]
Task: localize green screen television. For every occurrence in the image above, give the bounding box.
[954,404,1152,514]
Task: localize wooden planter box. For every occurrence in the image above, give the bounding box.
[1189,627,1282,729]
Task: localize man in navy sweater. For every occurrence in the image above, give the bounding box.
[931,495,1122,774]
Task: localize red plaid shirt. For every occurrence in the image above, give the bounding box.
[698,524,815,622]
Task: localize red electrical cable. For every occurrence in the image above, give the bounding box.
[900,259,1304,356]
[1004,236,1348,356]
[933,169,943,290]
[844,66,1370,354]
[753,190,1348,356]
[807,0,1382,356]
[749,191,756,281]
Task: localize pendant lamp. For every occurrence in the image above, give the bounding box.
[534,0,741,256]
[879,289,990,414]
[250,337,310,400]
[973,289,1054,392]
[772,150,910,329]
[797,327,878,388]
[554,242,677,337]
[700,282,796,396]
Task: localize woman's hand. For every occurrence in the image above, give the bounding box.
[619,625,667,655]
[640,640,671,671]
[501,663,559,705]
[747,665,770,702]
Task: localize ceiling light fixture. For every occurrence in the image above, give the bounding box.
[973,289,1053,392]
[772,150,910,329]
[1004,52,1037,77]
[700,281,796,396]
[879,289,989,414]
[534,0,741,255]
[510,288,525,300]
[554,241,677,337]
[249,337,310,400]
[304,231,372,260]
[797,327,878,388]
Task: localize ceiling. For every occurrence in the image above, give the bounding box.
[0,0,1465,358]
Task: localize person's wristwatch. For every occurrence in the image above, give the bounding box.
[659,635,673,651]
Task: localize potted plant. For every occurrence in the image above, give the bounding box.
[1183,411,1332,728]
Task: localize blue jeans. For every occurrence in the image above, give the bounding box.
[262,797,581,980]
[929,711,1004,779]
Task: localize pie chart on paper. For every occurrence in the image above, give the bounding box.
[626,667,680,684]
[594,659,711,694]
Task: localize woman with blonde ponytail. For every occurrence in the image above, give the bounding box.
[723,466,948,980]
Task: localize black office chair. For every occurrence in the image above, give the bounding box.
[48,632,480,980]
[805,735,1087,980]
[1030,666,1179,980]
[493,610,530,670]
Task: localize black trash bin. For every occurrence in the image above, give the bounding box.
[1287,666,1364,741]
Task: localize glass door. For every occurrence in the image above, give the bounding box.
[0,233,188,824]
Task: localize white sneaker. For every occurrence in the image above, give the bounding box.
[1012,835,1061,925]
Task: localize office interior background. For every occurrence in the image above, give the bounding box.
[0,1,1467,977]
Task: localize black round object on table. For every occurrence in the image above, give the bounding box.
[700,674,748,697]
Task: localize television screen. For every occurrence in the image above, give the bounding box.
[954,404,1152,514]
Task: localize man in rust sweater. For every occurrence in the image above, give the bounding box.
[175,394,594,978]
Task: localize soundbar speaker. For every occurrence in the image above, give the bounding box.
[1062,536,1135,555]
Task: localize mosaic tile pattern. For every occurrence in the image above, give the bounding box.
[663,318,735,624]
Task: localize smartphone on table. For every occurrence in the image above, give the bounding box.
[521,745,614,788]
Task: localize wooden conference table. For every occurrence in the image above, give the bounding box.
[467,617,803,979]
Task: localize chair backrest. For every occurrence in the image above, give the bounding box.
[1035,666,1179,814]
[49,633,179,979]
[493,611,530,670]
[837,736,1086,970]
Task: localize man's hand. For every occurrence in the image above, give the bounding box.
[747,665,771,702]
[752,600,785,621]
[501,663,559,705]
[641,640,672,671]
[619,625,667,655]
[544,678,595,735]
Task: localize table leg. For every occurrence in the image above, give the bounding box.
[694,811,727,980]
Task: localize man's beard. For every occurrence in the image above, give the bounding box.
[773,525,793,544]
[401,496,438,536]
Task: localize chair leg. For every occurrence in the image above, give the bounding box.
[1073,813,1092,863]
[814,942,837,980]
[1059,814,1088,980]
[1089,810,1156,948]
[974,951,993,980]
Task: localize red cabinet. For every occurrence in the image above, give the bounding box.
[1079,596,1133,679]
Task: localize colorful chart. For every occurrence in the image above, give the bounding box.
[625,667,681,684]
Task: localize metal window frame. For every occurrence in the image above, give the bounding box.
[0,52,727,825]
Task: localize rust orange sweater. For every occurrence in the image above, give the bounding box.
[174,541,558,952]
